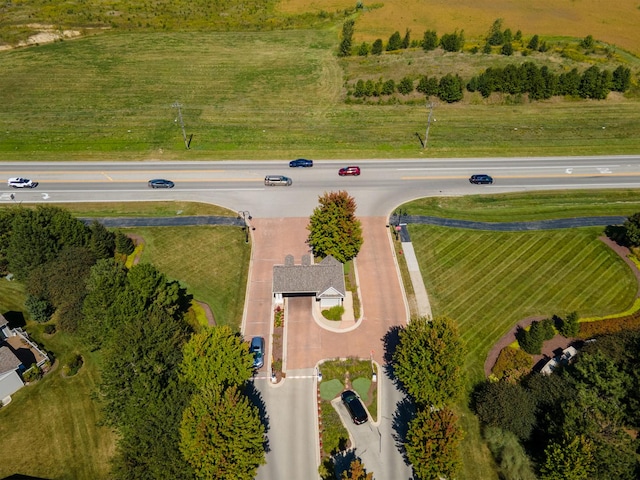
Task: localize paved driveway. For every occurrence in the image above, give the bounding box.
[285,217,407,369]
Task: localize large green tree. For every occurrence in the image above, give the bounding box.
[307,191,363,263]
[101,307,193,479]
[405,407,463,480]
[539,435,594,480]
[81,258,129,349]
[7,206,88,280]
[180,385,265,479]
[393,316,465,408]
[474,381,537,441]
[180,326,253,391]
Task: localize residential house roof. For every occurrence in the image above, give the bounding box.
[0,345,22,374]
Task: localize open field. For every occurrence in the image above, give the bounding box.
[2,29,640,160]
[402,188,640,222]
[279,0,640,56]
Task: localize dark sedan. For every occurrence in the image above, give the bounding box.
[469,174,493,184]
[341,390,368,425]
[289,158,313,168]
[148,179,175,188]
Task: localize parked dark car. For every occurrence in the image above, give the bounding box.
[250,336,265,369]
[289,158,313,168]
[148,179,175,188]
[469,174,493,184]
[341,390,368,425]
[338,166,361,176]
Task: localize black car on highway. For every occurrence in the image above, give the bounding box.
[341,390,368,425]
[289,158,313,168]
[469,174,493,184]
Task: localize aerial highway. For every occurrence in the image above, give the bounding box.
[2,155,640,217]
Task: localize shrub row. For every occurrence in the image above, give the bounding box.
[579,311,640,338]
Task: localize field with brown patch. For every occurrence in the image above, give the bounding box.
[278,0,640,55]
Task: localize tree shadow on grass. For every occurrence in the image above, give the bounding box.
[244,381,271,453]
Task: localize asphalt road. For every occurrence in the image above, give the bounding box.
[2,155,640,217]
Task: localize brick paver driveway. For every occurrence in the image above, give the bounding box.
[244,216,407,370]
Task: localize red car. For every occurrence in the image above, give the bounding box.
[338,166,361,176]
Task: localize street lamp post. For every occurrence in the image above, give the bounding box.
[237,211,252,244]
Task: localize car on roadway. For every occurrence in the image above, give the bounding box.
[264,175,293,186]
[341,390,368,425]
[469,174,493,184]
[148,179,175,189]
[7,177,38,188]
[250,336,265,369]
[338,166,361,176]
[289,158,313,168]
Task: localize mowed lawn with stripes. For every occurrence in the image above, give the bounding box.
[409,225,636,382]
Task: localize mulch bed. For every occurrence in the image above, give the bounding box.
[484,236,640,377]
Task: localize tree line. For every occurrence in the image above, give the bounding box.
[347,63,631,103]
[0,206,265,479]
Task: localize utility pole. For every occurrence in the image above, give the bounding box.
[172,102,189,149]
[424,101,435,149]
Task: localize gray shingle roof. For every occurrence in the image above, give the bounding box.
[273,255,345,297]
[0,345,22,374]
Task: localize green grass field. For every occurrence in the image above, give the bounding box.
[2,29,640,160]
[402,188,640,221]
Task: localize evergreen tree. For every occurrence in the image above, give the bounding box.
[501,42,513,56]
[422,30,438,51]
[338,19,355,57]
[387,31,402,51]
[397,76,414,95]
[401,28,411,49]
[438,74,464,103]
[612,65,631,92]
[487,19,504,46]
[371,39,383,55]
